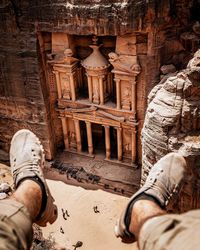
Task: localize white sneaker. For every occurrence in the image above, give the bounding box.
[10,129,58,227]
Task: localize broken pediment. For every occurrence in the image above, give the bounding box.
[109,53,141,76]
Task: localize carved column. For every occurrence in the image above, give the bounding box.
[99,76,104,105]
[104,125,111,160]
[87,75,93,102]
[70,74,76,101]
[61,117,69,149]
[116,127,123,161]
[115,79,121,109]
[74,119,82,152]
[132,79,136,113]
[131,129,137,163]
[54,71,62,98]
[86,121,93,155]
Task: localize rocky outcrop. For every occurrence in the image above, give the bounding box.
[142,50,200,211]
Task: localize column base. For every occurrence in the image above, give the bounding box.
[64,148,95,158]
[104,157,138,168]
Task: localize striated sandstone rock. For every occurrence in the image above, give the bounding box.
[160,64,176,75]
[142,49,200,211]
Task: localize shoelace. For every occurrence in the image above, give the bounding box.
[149,176,178,205]
[13,156,43,178]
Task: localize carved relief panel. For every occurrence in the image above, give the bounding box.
[59,73,71,99]
[92,75,100,104]
[121,80,132,110]
[123,129,132,159]
[68,119,76,150]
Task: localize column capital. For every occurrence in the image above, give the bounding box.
[114,78,120,83]
[73,118,79,123]
[131,128,137,133]
[85,121,92,127]
[131,79,136,85]
[103,124,110,129]
[114,126,122,131]
[85,121,91,124]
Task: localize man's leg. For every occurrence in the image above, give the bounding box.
[0,129,58,250]
[114,153,186,242]
[138,208,200,250]
[129,200,166,238]
[0,180,42,250]
[11,180,42,221]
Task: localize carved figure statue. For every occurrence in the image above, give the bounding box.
[93,83,100,104]
[122,87,131,110]
[69,131,76,143]
[108,52,141,75]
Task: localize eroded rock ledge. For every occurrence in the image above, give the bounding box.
[142,50,200,211]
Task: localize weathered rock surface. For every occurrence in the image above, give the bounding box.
[142,49,200,211]
[160,64,176,75]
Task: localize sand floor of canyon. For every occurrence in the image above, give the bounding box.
[0,163,138,250]
[43,179,138,250]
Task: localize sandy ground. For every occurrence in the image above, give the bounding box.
[0,163,138,250]
[43,180,138,250]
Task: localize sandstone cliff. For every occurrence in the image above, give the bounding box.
[142,50,200,211]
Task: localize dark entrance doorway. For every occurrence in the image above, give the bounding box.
[92,123,105,156]
[80,121,88,152]
[110,127,117,159]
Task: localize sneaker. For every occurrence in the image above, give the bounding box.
[10,129,58,227]
[114,152,186,241]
